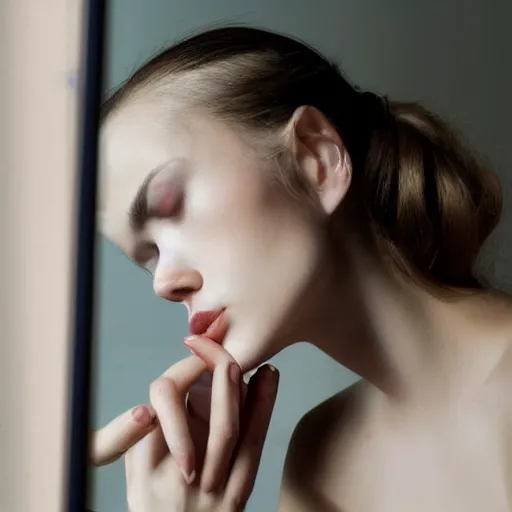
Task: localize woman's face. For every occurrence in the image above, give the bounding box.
[100,99,325,372]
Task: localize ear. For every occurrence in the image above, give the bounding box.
[285,106,352,215]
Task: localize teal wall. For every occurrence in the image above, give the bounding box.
[90,1,512,511]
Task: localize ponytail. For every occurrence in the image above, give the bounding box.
[359,97,502,289]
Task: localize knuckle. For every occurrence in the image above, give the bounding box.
[149,376,177,402]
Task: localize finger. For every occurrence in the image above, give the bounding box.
[183,335,238,372]
[149,353,208,484]
[183,336,242,492]
[159,353,208,386]
[90,404,157,466]
[125,424,168,512]
[184,337,238,424]
[202,361,241,492]
[125,422,167,487]
[224,364,279,508]
[184,336,240,424]
[161,357,211,422]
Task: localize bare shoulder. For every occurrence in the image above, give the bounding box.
[488,305,512,496]
[480,293,512,441]
[494,337,512,423]
[487,293,512,411]
[473,291,512,403]
[278,381,363,512]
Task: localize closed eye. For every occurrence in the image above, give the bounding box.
[148,177,185,222]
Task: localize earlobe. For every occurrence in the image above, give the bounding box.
[285,106,352,216]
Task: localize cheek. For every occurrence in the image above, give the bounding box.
[201,202,320,301]
[186,173,272,254]
[172,170,320,298]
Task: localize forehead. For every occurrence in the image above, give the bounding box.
[98,100,186,239]
[101,101,183,188]
[97,98,263,241]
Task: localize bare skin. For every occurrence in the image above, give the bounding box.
[279,291,512,512]
[93,283,512,512]
[97,98,512,511]
[92,337,279,512]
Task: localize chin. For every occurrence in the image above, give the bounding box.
[222,321,288,373]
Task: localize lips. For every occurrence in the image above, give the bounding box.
[189,308,228,343]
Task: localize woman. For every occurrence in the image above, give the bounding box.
[92,26,511,511]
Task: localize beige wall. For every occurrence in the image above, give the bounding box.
[1,1,82,510]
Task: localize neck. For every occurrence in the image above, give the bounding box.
[297,231,500,404]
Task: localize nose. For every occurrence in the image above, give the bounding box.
[153,268,203,303]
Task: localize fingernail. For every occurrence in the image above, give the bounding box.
[183,337,216,372]
[186,345,199,357]
[182,469,196,484]
[183,335,197,345]
[132,405,152,426]
[183,336,198,354]
[184,335,216,346]
[174,452,195,484]
[183,337,201,359]
[262,364,279,386]
[229,363,240,385]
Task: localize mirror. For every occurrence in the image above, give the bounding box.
[86,2,512,511]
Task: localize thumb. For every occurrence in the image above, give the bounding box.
[90,404,157,466]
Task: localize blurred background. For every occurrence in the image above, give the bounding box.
[2,2,82,511]
[89,1,512,511]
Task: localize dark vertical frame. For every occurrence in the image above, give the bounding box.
[65,0,106,510]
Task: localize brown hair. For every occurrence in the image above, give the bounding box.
[102,26,502,291]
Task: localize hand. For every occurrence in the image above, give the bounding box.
[90,353,209,467]
[90,403,158,467]
[91,337,279,512]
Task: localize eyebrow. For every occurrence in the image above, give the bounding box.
[128,164,165,232]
